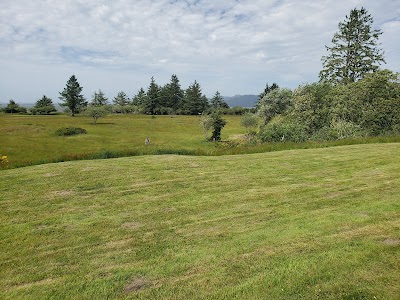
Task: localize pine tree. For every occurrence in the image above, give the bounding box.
[166,74,184,110]
[183,81,208,115]
[4,100,21,113]
[210,91,229,110]
[210,111,227,141]
[143,77,160,115]
[113,91,130,106]
[33,95,57,114]
[320,7,385,84]
[132,88,147,106]
[59,75,87,116]
[90,90,108,106]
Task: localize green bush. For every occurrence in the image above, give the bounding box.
[55,127,87,136]
[259,121,308,143]
[313,121,364,140]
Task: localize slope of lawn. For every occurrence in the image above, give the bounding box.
[0,143,399,299]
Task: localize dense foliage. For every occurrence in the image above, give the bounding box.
[258,70,400,142]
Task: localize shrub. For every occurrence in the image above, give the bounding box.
[55,127,87,136]
[259,121,307,143]
[240,113,259,134]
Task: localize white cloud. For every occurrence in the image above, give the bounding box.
[0,0,398,102]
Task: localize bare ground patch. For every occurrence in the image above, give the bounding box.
[43,172,61,177]
[10,278,58,291]
[50,190,75,197]
[124,277,149,293]
[381,238,400,246]
[122,222,142,230]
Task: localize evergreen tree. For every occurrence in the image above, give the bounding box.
[158,85,170,111]
[210,91,229,110]
[166,74,184,110]
[59,75,87,116]
[33,95,57,114]
[132,88,147,106]
[90,90,108,106]
[183,81,208,115]
[320,7,385,84]
[209,111,227,141]
[113,91,130,106]
[143,76,160,115]
[4,100,21,113]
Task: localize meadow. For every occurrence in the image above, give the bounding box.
[1,113,400,169]
[0,114,228,168]
[0,143,399,299]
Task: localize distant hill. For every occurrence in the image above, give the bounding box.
[223,95,258,108]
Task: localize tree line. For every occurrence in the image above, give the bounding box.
[1,74,239,116]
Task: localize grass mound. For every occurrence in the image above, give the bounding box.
[55,126,87,136]
[1,144,399,299]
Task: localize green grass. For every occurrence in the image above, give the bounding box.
[1,143,399,299]
[2,114,400,169]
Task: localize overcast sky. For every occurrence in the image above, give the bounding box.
[0,0,399,103]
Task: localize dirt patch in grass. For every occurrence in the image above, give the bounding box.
[2,125,46,134]
[43,172,61,177]
[10,278,57,291]
[381,238,400,246]
[51,190,75,197]
[122,222,142,230]
[164,207,176,212]
[124,277,149,293]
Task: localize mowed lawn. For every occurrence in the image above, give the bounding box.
[0,143,399,299]
[0,114,244,168]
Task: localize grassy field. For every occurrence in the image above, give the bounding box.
[1,143,399,299]
[2,113,400,169]
[1,114,238,168]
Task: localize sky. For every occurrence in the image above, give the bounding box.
[0,0,399,103]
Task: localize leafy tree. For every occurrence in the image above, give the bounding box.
[320,7,385,84]
[59,75,87,116]
[84,105,108,124]
[290,82,333,135]
[91,90,109,106]
[327,70,400,136]
[182,81,209,115]
[258,88,293,125]
[210,91,229,110]
[132,88,147,106]
[209,111,227,141]
[113,91,130,106]
[32,95,57,115]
